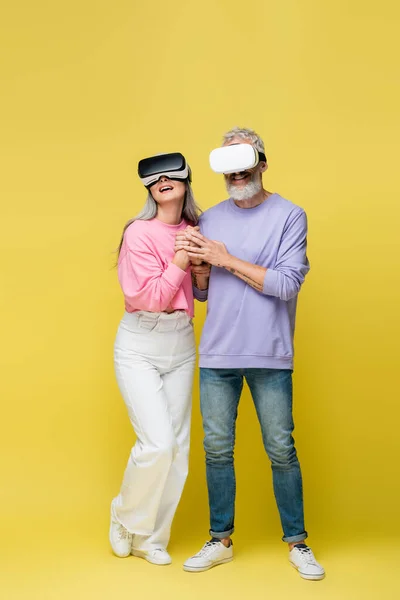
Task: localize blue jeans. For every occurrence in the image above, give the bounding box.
[200,368,307,543]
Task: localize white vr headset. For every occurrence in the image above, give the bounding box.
[209,143,267,174]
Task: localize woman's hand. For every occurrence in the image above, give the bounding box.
[172,249,190,271]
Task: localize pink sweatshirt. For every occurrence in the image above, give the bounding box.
[118,218,194,317]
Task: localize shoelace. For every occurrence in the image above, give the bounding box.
[293,546,318,565]
[117,525,130,541]
[194,541,221,558]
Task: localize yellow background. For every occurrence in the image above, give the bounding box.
[1,1,399,598]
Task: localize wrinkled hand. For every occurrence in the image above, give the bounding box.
[175,226,203,265]
[185,230,230,268]
[174,225,199,250]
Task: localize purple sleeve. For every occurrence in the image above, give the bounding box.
[193,286,208,302]
[263,209,310,301]
[192,215,209,302]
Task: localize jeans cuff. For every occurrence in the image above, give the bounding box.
[209,527,234,539]
[282,531,308,543]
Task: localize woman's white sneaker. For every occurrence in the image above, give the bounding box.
[289,544,325,580]
[183,540,233,572]
[131,548,172,565]
[109,517,132,557]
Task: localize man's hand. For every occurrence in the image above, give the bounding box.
[175,226,198,250]
[185,230,230,268]
[184,230,267,292]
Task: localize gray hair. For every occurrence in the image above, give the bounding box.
[222,126,265,154]
[116,183,201,260]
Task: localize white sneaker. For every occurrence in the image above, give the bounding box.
[109,516,132,558]
[289,545,325,580]
[183,540,233,572]
[131,548,172,565]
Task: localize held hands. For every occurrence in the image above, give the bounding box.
[174,226,203,266]
[173,226,200,271]
[175,227,230,268]
[186,229,230,268]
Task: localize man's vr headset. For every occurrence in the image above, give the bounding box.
[209,143,267,174]
[138,152,192,188]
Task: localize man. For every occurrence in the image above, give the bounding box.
[175,127,325,580]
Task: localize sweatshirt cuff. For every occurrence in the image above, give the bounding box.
[263,268,280,297]
[193,286,208,301]
[164,262,188,288]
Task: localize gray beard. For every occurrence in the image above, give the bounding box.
[226,175,262,201]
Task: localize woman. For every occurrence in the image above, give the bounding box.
[110,152,203,565]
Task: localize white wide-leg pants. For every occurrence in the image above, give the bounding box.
[111,310,195,551]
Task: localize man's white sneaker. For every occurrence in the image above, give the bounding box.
[183,540,233,572]
[131,548,172,565]
[109,517,132,557]
[289,544,325,580]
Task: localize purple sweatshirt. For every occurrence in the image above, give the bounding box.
[194,194,310,369]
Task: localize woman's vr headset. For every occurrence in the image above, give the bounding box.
[138,152,192,188]
[209,143,267,174]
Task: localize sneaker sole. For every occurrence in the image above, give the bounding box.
[131,549,172,566]
[183,556,234,572]
[111,548,131,558]
[290,561,325,580]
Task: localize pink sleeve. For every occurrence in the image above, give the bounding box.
[118,233,187,312]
